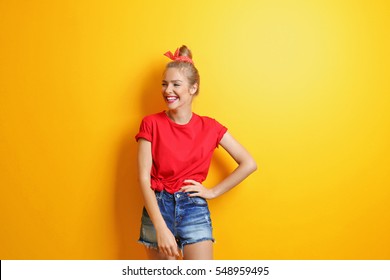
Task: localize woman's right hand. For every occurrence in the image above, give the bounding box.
[156,226,179,258]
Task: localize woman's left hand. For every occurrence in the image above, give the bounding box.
[180,179,216,200]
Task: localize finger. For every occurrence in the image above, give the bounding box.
[164,247,174,257]
[166,249,173,257]
[181,185,196,191]
[160,244,172,257]
[182,185,195,191]
[184,179,198,185]
[172,247,179,257]
[188,192,197,197]
[182,186,200,194]
[167,242,179,257]
[167,245,179,257]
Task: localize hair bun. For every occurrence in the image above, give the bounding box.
[178,45,192,59]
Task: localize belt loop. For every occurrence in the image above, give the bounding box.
[155,189,163,200]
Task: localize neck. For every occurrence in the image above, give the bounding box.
[166,108,193,125]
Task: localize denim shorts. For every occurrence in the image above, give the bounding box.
[138,190,214,250]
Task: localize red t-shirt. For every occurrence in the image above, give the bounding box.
[135,111,228,193]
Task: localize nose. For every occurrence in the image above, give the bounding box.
[164,83,173,94]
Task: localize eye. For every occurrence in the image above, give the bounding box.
[174,83,181,87]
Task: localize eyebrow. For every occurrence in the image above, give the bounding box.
[162,79,183,83]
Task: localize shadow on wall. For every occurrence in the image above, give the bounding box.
[114,62,165,259]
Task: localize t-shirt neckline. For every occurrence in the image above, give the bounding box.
[163,110,196,127]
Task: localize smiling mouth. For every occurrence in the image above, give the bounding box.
[165,96,178,103]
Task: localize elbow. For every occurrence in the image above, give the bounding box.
[253,160,258,172]
[243,157,257,174]
[236,152,258,175]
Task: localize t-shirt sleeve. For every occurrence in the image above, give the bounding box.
[215,119,228,146]
[135,117,153,142]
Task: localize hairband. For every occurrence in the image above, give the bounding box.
[164,48,194,65]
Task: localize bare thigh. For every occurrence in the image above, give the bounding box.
[183,240,213,260]
[145,248,180,260]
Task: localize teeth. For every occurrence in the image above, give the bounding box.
[167,96,177,101]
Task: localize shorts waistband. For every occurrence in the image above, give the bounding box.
[155,189,193,202]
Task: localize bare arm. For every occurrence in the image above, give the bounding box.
[137,139,179,257]
[181,132,257,199]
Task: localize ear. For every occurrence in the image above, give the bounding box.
[190,83,198,95]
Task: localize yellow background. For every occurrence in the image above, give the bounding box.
[1,0,389,259]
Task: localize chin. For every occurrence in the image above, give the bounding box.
[166,102,179,110]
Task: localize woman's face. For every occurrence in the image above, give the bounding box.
[162,67,197,111]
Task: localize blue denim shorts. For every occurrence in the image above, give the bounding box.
[138,190,214,250]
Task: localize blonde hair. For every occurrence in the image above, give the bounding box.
[166,45,200,95]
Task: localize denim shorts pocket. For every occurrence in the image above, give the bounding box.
[155,191,163,201]
[189,196,208,205]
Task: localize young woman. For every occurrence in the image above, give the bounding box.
[136,45,257,260]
